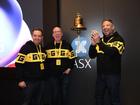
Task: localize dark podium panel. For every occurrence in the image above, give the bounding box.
[0,68,23,105]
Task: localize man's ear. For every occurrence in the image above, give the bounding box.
[112,24,115,31]
[52,34,54,38]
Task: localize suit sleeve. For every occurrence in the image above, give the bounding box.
[15,45,28,82]
[88,44,97,58]
[68,44,76,69]
[98,38,125,56]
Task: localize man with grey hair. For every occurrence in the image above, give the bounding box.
[89,19,125,105]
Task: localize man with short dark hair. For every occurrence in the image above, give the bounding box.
[89,19,125,105]
[15,28,46,105]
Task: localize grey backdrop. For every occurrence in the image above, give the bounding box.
[17,0,43,30]
[60,0,140,105]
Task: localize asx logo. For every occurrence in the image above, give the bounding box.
[75,40,87,54]
[71,36,90,57]
[74,58,92,69]
[71,36,94,70]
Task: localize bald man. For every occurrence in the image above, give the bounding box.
[44,26,75,105]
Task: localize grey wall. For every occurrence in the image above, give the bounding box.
[43,0,60,46]
[60,0,140,105]
[17,0,43,30]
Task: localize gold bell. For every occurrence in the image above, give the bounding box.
[71,13,86,34]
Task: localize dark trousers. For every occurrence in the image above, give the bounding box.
[21,80,44,105]
[95,74,121,105]
[46,74,70,105]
